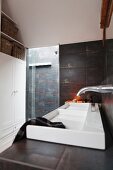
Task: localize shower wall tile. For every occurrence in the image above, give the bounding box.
[60,68,86,84]
[60,42,86,55]
[60,40,106,105]
[107,67,113,83]
[107,52,113,67]
[105,39,113,52]
[86,67,105,86]
[106,39,113,85]
[85,40,104,52]
[86,51,105,68]
[60,53,86,68]
[26,46,59,119]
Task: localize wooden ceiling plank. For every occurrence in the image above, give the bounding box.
[106,0,113,27]
[100,0,109,28]
[100,0,113,28]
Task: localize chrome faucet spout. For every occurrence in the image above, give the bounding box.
[76,85,113,96]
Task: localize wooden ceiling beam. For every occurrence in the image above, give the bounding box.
[100,0,109,28]
[100,0,113,28]
[106,0,113,27]
[100,0,113,45]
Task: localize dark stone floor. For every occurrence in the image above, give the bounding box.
[0,111,113,170]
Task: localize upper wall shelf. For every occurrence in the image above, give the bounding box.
[0,10,26,60]
[1,11,17,25]
[1,31,24,46]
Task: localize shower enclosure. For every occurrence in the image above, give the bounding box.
[26,46,59,119]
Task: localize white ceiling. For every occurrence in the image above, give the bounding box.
[2,0,113,48]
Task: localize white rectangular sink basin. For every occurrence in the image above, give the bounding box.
[67,102,90,110]
[27,103,105,150]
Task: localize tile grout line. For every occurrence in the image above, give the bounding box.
[55,147,67,170]
[0,156,52,170]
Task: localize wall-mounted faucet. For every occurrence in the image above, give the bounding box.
[76,85,113,96]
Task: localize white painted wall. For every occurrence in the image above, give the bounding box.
[2,0,113,48]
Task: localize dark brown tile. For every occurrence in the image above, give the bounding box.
[0,140,66,170]
[86,40,104,52]
[106,67,113,84]
[107,52,113,67]
[60,42,86,55]
[60,68,86,84]
[60,53,86,68]
[0,133,113,170]
[106,39,113,52]
[86,68,105,86]
[86,52,105,68]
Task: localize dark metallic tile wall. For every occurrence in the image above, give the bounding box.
[60,39,113,138]
[60,40,106,105]
[102,39,113,138]
[26,46,59,119]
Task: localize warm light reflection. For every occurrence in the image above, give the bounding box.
[65,95,84,103]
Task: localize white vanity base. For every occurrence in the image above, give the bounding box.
[27,103,105,150]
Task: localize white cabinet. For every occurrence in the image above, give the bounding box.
[0,54,14,138]
[0,52,26,153]
[13,58,26,124]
